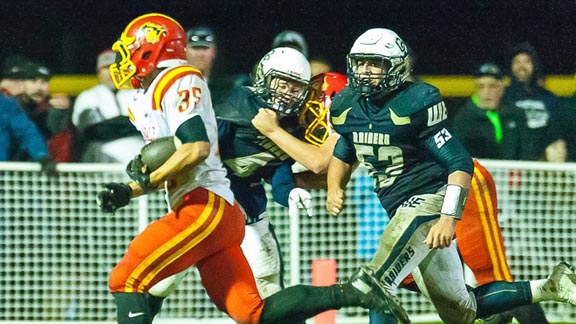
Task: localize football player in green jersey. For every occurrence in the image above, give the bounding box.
[326,28,576,324]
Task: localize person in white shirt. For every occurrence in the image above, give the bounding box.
[72,49,143,163]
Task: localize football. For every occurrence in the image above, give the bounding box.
[139,136,182,171]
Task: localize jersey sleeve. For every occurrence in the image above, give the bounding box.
[333,134,357,165]
[413,99,473,175]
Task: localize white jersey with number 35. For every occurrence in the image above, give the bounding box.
[127,61,233,208]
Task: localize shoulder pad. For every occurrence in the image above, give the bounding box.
[214,86,261,126]
[152,66,203,111]
[389,82,443,117]
[330,87,357,116]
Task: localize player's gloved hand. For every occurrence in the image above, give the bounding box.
[38,156,58,177]
[97,183,132,213]
[126,155,154,192]
[289,188,313,217]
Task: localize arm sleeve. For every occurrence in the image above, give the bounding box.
[332,135,357,165]
[416,107,473,174]
[270,163,296,207]
[175,115,209,143]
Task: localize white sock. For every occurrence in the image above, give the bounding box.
[530,279,549,303]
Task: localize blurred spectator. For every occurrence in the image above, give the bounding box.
[501,42,561,160]
[72,50,142,163]
[186,26,217,79]
[0,54,32,96]
[0,92,55,174]
[555,72,576,162]
[185,26,234,104]
[16,61,75,162]
[452,63,526,159]
[2,56,74,162]
[272,30,308,58]
[309,56,332,77]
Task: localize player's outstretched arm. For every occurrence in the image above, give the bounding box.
[252,108,337,174]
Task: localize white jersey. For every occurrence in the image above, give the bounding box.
[72,84,136,126]
[128,61,233,208]
[72,84,144,163]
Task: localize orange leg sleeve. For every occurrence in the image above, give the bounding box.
[455,160,514,285]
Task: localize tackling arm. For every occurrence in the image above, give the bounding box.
[252,108,337,174]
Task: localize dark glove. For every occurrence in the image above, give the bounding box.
[38,156,58,177]
[97,183,132,213]
[126,155,154,192]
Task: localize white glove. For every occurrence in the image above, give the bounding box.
[289,188,313,217]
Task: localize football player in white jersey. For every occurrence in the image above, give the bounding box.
[96,13,404,324]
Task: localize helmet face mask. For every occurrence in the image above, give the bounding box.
[253,47,311,116]
[110,13,187,89]
[299,72,347,146]
[267,74,308,116]
[347,28,410,97]
[110,39,138,89]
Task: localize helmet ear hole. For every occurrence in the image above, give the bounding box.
[142,51,152,60]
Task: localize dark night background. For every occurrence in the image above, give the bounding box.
[0,0,575,77]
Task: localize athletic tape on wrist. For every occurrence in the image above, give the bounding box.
[440,184,469,220]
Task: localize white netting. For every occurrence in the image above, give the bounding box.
[0,160,574,323]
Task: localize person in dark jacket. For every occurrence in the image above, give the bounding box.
[501,42,561,160]
[452,63,527,160]
[0,92,55,173]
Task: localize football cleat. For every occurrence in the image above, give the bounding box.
[540,261,576,305]
[342,266,411,324]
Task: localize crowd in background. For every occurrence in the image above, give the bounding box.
[1,27,575,171]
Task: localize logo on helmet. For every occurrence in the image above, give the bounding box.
[139,22,166,44]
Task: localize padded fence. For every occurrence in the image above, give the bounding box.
[0,160,574,323]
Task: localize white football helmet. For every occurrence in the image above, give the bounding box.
[253,47,311,116]
[347,28,410,96]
